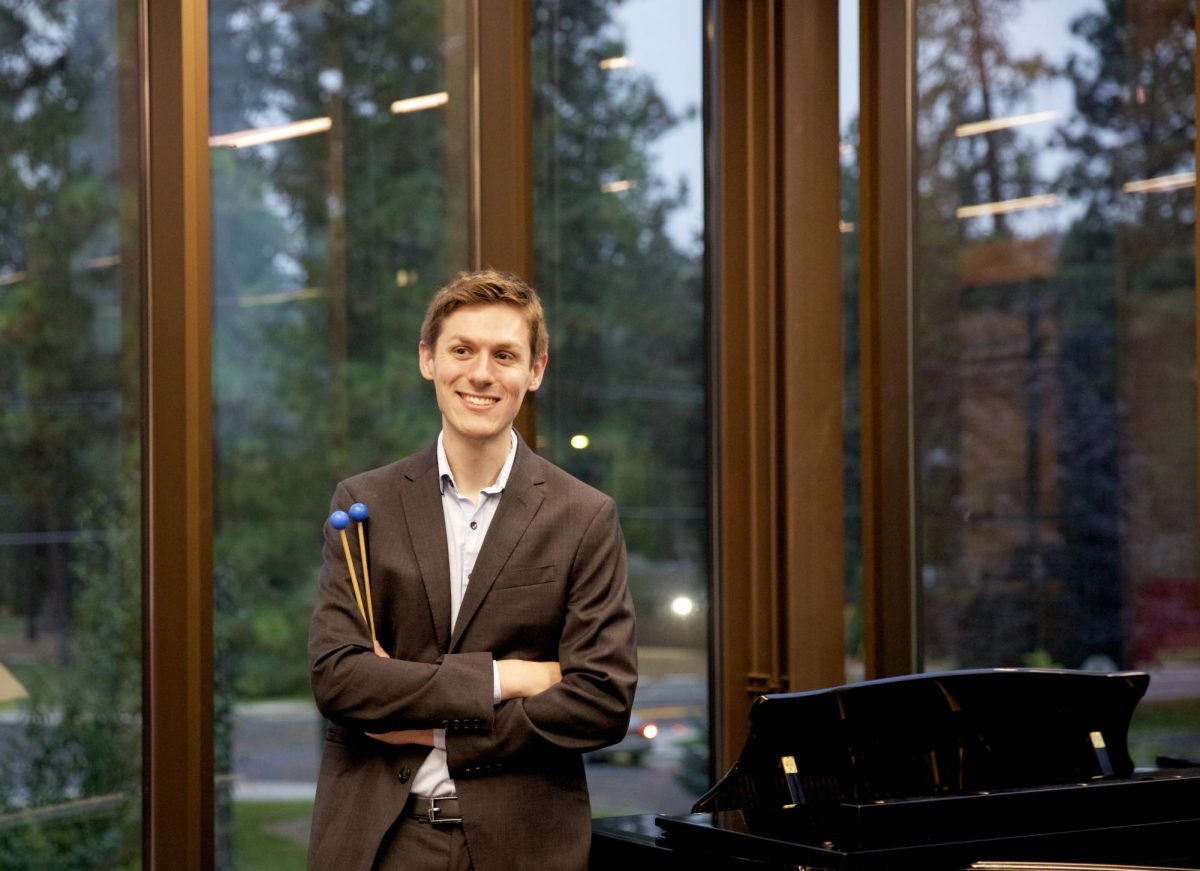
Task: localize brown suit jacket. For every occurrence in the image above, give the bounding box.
[307,438,637,870]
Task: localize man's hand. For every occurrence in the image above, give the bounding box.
[366,727,435,746]
[497,659,562,700]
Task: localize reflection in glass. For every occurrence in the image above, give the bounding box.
[0,0,143,865]
[841,0,865,684]
[912,0,1198,766]
[208,0,470,860]
[532,0,709,813]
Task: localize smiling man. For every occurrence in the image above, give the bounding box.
[307,270,638,871]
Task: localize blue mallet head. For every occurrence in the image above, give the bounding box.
[349,502,369,522]
[329,510,350,530]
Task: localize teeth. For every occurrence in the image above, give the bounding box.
[463,394,498,406]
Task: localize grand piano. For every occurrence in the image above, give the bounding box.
[592,669,1200,869]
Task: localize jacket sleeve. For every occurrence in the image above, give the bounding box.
[445,495,637,773]
[308,482,495,732]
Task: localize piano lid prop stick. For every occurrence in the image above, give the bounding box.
[329,510,368,628]
[348,502,377,645]
[780,755,805,808]
[1090,730,1115,777]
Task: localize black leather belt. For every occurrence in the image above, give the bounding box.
[406,795,462,825]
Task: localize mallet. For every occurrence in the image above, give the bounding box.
[329,509,369,630]
[348,502,377,645]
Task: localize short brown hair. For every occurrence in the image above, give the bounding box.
[420,269,548,359]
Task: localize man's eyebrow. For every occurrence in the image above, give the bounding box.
[443,334,525,352]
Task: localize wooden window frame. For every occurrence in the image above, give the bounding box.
[707,0,847,771]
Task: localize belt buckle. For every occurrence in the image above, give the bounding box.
[426,797,462,826]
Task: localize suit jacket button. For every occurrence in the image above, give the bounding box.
[399,767,411,783]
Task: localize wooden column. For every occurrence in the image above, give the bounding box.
[474,0,536,443]
[858,0,917,679]
[141,0,214,865]
[709,0,845,772]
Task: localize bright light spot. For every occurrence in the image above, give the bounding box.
[599,56,634,70]
[601,179,636,194]
[641,722,659,740]
[955,193,1060,220]
[208,116,332,149]
[1123,171,1196,194]
[670,596,695,617]
[954,109,1059,139]
[570,434,590,450]
[390,91,450,114]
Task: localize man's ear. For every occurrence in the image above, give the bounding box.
[418,342,434,381]
[527,352,548,392]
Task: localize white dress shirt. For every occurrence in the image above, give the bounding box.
[409,430,515,798]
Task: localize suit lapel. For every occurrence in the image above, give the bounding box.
[397,447,453,653]
[449,444,545,652]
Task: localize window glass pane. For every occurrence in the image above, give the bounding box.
[0,1,143,864]
[913,0,1198,765]
[841,0,865,684]
[208,0,470,860]
[532,0,709,814]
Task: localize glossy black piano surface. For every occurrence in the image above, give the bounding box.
[591,669,1200,870]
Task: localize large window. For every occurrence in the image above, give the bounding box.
[0,1,143,865]
[532,0,708,814]
[208,0,471,860]
[912,0,1199,765]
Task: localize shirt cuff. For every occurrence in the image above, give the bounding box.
[433,728,446,751]
[492,659,502,705]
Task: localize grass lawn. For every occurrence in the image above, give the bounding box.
[231,801,312,870]
[1129,697,1200,767]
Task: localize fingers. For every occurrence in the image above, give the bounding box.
[365,731,405,745]
[365,728,434,746]
[497,659,563,700]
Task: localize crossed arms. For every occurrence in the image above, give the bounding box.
[308,479,637,768]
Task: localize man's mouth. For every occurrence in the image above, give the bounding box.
[460,392,499,407]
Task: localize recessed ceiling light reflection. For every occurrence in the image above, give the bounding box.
[1122,172,1195,194]
[209,116,332,148]
[955,110,1059,138]
[956,193,1060,220]
[390,92,449,114]
[599,56,634,70]
[238,288,324,308]
[570,434,590,450]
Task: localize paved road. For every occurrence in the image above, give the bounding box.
[230,699,700,815]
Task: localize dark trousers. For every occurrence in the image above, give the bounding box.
[373,814,474,871]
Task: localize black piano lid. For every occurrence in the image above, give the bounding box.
[693,668,1151,814]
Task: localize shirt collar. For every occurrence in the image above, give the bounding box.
[437,430,518,496]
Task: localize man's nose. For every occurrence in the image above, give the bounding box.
[469,354,494,382]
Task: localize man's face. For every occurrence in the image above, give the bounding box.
[419,303,547,450]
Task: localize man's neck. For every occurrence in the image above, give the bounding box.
[442,429,511,503]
